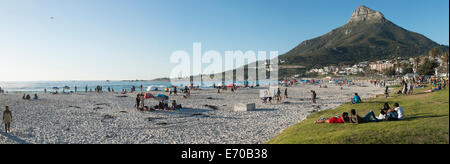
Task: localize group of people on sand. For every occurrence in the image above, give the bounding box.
[0,87,5,94]
[315,102,404,124]
[370,80,386,88]
[22,94,38,100]
[182,86,191,98]
[169,86,178,95]
[215,84,238,94]
[135,93,183,111]
[397,79,415,95]
[262,88,288,104]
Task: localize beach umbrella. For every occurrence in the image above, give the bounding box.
[154,94,169,100]
[63,86,70,90]
[52,87,59,90]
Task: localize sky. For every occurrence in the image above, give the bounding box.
[0,0,448,81]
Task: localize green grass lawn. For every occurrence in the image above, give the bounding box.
[267,87,449,144]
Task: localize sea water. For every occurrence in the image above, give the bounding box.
[0,81,171,93]
[0,80,277,93]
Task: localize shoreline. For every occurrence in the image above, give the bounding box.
[0,82,384,144]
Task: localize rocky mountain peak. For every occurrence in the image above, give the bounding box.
[347,5,386,23]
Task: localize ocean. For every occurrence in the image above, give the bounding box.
[0,81,172,93]
[0,80,276,93]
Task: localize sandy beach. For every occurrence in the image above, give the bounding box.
[0,83,384,144]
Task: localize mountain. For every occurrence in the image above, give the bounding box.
[279,5,449,76]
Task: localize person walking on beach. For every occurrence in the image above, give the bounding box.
[3,106,12,133]
[135,94,140,110]
[85,85,88,93]
[174,86,177,95]
[311,90,317,104]
[140,85,143,92]
[74,86,77,93]
[284,88,288,99]
[384,86,389,98]
[276,88,281,103]
[139,94,145,110]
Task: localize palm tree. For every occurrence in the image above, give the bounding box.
[429,48,440,60]
[442,52,449,78]
[413,57,421,73]
[428,48,441,76]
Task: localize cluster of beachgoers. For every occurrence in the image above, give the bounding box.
[1,78,390,144]
[316,76,448,125]
[315,102,405,124]
[6,76,446,144]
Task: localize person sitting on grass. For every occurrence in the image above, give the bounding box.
[386,103,404,121]
[350,109,379,124]
[351,93,362,104]
[315,112,350,124]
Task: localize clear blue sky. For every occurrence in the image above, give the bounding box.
[0,0,448,81]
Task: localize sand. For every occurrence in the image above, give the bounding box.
[0,82,384,144]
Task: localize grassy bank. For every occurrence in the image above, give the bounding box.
[267,87,449,144]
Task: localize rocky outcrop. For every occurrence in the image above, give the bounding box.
[347,5,386,23]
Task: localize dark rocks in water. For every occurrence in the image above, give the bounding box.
[93,107,103,111]
[116,95,128,98]
[283,101,291,104]
[119,111,128,113]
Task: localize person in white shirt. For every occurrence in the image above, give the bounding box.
[393,103,404,120]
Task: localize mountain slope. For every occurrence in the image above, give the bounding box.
[279,6,448,71]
